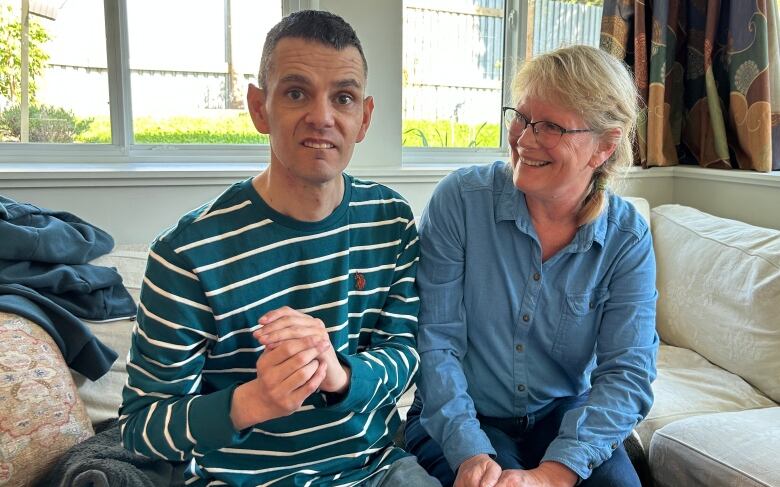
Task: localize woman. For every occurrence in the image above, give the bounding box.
[405,45,658,487]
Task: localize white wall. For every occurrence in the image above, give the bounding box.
[4,167,780,244]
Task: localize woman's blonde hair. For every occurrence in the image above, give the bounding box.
[511,45,640,226]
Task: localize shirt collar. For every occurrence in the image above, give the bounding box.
[494,166,609,252]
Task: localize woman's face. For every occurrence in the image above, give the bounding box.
[509,95,610,204]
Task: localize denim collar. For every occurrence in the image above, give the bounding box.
[493,165,608,252]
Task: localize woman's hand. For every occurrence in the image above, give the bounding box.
[494,461,578,487]
[454,454,502,487]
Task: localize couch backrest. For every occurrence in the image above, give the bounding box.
[651,204,780,403]
[623,196,651,225]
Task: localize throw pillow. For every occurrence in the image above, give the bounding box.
[0,312,94,487]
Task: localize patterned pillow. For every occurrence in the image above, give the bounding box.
[0,312,94,486]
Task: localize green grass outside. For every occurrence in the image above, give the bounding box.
[75,114,499,148]
[76,113,269,144]
[402,119,500,148]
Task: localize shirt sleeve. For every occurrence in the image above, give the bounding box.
[415,173,496,469]
[325,203,421,414]
[119,239,250,461]
[542,223,659,479]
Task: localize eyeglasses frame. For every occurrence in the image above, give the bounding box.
[501,106,591,149]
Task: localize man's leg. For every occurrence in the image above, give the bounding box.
[403,397,455,487]
[367,457,442,487]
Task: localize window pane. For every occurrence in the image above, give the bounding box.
[126,0,280,145]
[0,0,109,144]
[402,0,504,149]
[529,0,602,57]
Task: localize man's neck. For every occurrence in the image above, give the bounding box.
[252,166,345,222]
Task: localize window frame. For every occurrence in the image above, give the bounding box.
[0,0,528,169]
[402,0,525,167]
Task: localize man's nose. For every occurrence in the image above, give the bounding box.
[305,96,336,128]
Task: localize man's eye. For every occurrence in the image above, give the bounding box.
[287,90,304,101]
[336,94,354,105]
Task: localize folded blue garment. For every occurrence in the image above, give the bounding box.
[0,195,137,381]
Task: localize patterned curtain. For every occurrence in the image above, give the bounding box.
[601,0,780,172]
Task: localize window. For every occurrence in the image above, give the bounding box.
[1,0,603,167]
[528,0,602,57]
[126,0,278,145]
[0,0,109,144]
[401,0,602,155]
[402,0,505,149]
[0,0,281,151]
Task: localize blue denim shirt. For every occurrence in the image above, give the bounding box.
[416,162,658,479]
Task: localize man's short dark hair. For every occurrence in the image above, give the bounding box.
[258,10,368,89]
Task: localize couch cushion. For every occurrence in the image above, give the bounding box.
[636,345,776,452]
[651,204,780,402]
[0,312,94,486]
[70,245,148,424]
[648,407,780,487]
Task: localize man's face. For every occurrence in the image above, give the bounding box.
[248,37,373,186]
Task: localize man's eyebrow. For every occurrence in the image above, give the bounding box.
[279,74,311,85]
[335,79,362,90]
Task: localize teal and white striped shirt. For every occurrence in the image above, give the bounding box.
[119,175,420,486]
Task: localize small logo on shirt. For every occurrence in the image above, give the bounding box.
[354,273,366,291]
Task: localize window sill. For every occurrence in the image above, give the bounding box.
[1,161,777,189]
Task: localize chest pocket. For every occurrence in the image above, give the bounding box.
[552,288,610,367]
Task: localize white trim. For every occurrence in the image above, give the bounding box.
[671,165,780,188]
[5,164,780,189]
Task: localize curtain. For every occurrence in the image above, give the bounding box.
[601,0,780,172]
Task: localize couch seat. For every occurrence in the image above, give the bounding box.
[648,407,780,487]
[636,344,776,451]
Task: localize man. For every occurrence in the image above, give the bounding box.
[119,10,438,487]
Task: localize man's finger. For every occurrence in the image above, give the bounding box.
[284,359,328,405]
[258,325,325,346]
[260,336,327,367]
[258,306,302,325]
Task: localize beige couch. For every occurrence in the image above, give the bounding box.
[1,201,778,487]
[638,204,780,487]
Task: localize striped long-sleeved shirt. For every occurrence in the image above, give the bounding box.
[119,175,420,486]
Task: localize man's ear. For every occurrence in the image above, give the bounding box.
[588,128,621,169]
[355,96,374,143]
[247,83,270,134]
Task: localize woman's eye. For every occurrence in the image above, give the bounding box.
[539,121,562,134]
[336,94,354,105]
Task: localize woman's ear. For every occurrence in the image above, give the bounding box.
[588,128,622,169]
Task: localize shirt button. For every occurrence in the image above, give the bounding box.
[611,442,618,450]
[533,272,540,281]
[517,384,526,392]
[522,314,530,322]
[515,344,524,352]
[588,462,594,469]
[589,301,595,309]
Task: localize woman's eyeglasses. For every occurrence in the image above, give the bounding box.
[502,106,591,149]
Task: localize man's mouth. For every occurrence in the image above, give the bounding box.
[302,140,335,149]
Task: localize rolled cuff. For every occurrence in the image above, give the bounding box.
[188,384,252,453]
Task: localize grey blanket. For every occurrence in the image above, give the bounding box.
[40,419,187,487]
